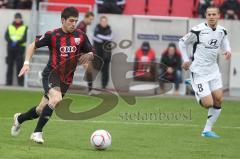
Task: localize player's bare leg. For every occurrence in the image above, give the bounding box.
[201,89,223,138]
[36,96,49,114]
[30,88,62,144]
[83,62,94,95]
[212,89,223,107]
[199,95,214,109]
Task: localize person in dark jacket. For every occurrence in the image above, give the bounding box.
[220,0,240,20]
[96,0,125,14]
[77,11,95,95]
[5,13,27,86]
[93,16,113,89]
[159,43,182,94]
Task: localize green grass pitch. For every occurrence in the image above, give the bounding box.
[0,90,239,159]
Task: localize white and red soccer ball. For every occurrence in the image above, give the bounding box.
[90,130,111,150]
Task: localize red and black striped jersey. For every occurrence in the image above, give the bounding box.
[76,21,87,33]
[35,28,93,84]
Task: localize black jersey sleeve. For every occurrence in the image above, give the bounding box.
[80,33,94,53]
[35,31,52,48]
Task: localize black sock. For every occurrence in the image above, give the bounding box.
[18,106,39,124]
[88,82,92,91]
[34,105,53,132]
[199,99,203,106]
[213,105,221,109]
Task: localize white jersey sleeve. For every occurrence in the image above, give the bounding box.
[220,32,231,53]
[179,31,198,62]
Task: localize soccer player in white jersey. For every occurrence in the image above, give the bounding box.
[179,6,231,138]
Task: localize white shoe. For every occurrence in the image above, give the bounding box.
[88,90,93,96]
[11,113,21,136]
[30,132,44,144]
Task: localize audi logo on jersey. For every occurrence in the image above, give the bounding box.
[60,46,77,54]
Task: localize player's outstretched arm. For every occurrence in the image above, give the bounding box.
[221,35,231,60]
[18,42,36,77]
[179,40,191,71]
[179,37,190,71]
[179,31,197,71]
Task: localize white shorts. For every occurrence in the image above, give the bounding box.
[190,72,222,102]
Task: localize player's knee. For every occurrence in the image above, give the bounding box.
[214,96,223,106]
[36,107,42,114]
[202,103,213,109]
[36,104,46,114]
[200,99,213,108]
[49,96,62,106]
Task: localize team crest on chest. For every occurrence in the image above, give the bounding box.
[74,38,81,45]
[218,32,223,38]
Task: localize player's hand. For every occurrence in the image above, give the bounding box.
[182,61,191,71]
[82,63,88,70]
[167,67,174,74]
[79,53,94,65]
[224,51,231,60]
[18,64,30,77]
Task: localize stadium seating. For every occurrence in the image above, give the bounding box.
[123,0,194,17]
[170,0,194,17]
[124,0,170,16]
[46,0,95,12]
[148,0,170,16]
[44,0,240,17]
[123,0,146,15]
[214,0,224,6]
[38,0,240,17]
[123,0,240,18]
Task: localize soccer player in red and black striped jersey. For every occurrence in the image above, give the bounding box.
[11,7,94,144]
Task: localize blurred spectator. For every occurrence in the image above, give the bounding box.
[7,0,32,9]
[0,0,8,8]
[220,0,240,20]
[77,11,94,33]
[77,11,95,95]
[17,0,32,9]
[198,0,214,18]
[96,0,126,14]
[93,16,113,89]
[5,13,27,86]
[158,43,182,95]
[134,41,156,81]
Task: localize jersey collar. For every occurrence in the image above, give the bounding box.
[205,22,217,31]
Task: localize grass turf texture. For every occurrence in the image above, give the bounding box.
[0,90,239,159]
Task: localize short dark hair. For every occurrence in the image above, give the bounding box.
[85,11,94,18]
[61,7,79,19]
[206,6,220,13]
[168,43,176,49]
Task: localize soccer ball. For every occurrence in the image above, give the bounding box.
[90,130,111,150]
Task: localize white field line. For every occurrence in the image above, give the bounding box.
[1,117,240,130]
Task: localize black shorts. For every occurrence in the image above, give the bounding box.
[42,68,70,100]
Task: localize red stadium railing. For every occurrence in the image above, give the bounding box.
[123,0,240,17]
[41,0,94,12]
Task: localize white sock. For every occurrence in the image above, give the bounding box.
[203,106,222,132]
